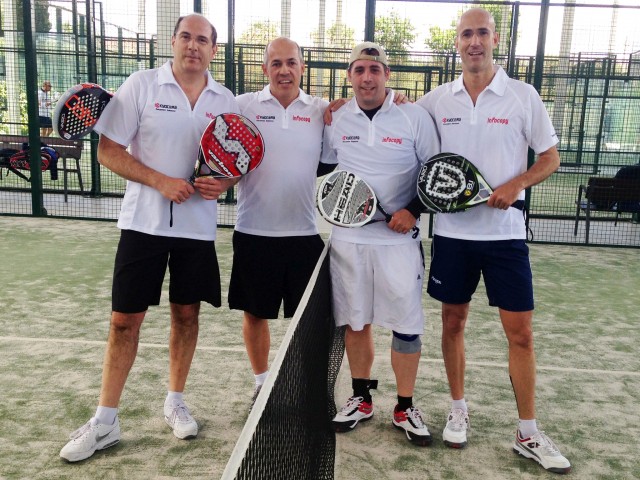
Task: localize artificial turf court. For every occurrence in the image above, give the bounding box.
[0,216,638,479]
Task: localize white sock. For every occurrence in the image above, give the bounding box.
[451,398,468,412]
[254,371,269,386]
[165,391,184,406]
[518,419,538,438]
[94,406,118,425]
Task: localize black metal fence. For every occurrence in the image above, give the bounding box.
[1,0,639,247]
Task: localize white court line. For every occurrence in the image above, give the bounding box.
[2,335,639,377]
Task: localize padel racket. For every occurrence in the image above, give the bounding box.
[317,169,418,237]
[417,152,525,213]
[53,83,113,140]
[189,112,264,183]
[169,113,265,227]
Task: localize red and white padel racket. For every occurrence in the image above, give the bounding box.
[189,112,265,183]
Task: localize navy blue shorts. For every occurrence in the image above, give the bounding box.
[426,235,534,312]
[112,230,221,313]
[228,232,325,319]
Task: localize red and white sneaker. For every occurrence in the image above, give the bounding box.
[332,396,373,432]
[392,405,432,446]
[513,430,571,474]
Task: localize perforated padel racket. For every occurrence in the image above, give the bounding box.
[317,169,418,237]
[53,83,113,140]
[189,112,264,183]
[417,152,525,213]
[169,112,265,227]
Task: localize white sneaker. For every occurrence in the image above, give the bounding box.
[59,417,120,462]
[443,408,470,449]
[332,396,374,432]
[392,405,432,446]
[164,402,198,439]
[513,430,571,474]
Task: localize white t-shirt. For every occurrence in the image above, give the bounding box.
[235,86,328,237]
[38,89,51,117]
[95,61,239,240]
[416,66,558,240]
[321,90,440,245]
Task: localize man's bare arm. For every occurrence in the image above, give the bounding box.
[487,146,560,210]
[98,134,195,204]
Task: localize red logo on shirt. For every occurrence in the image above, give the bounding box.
[292,115,311,123]
[487,117,509,125]
[382,137,402,144]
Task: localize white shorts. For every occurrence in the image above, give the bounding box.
[329,239,425,335]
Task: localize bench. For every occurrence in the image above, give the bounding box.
[0,134,84,201]
[574,176,640,244]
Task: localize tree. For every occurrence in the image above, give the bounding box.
[312,21,355,49]
[15,0,52,33]
[424,4,515,55]
[238,21,279,46]
[425,23,457,53]
[374,11,416,55]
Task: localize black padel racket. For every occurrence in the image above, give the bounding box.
[53,83,113,139]
[417,152,524,213]
[189,112,264,183]
[317,170,419,237]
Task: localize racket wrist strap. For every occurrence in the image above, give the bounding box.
[405,195,425,219]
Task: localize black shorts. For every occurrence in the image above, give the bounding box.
[427,235,534,312]
[112,230,221,313]
[228,232,325,319]
[39,116,52,128]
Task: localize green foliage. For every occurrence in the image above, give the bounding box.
[313,22,355,49]
[15,0,52,33]
[425,23,457,53]
[238,21,279,46]
[374,10,416,55]
[424,4,515,54]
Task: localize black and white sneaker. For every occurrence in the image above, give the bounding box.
[392,405,432,446]
[332,396,374,432]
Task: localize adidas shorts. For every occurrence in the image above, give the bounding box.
[427,235,534,312]
[330,239,425,335]
[112,229,221,313]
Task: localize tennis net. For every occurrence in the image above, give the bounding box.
[221,243,345,480]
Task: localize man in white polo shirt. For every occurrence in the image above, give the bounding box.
[60,13,238,463]
[228,37,334,405]
[416,8,571,474]
[323,42,439,446]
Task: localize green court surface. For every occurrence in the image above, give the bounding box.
[0,216,638,479]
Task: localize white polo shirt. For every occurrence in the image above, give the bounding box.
[235,86,328,237]
[321,90,440,245]
[416,66,558,240]
[95,61,239,240]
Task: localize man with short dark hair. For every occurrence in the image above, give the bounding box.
[60,13,238,462]
[323,42,439,446]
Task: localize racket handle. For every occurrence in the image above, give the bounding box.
[511,200,525,211]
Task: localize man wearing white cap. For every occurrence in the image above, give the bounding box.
[322,42,440,446]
